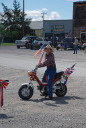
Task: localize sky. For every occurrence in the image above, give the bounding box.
[0,0,86,21]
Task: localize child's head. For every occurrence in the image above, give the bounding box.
[44,44,53,54]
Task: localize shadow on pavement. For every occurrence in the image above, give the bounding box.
[29,95,85,107]
[0,114,14,119]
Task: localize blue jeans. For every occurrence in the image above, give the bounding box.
[74,45,78,54]
[42,66,56,97]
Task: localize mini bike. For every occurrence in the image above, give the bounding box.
[18,64,75,100]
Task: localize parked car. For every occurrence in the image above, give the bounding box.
[62,37,74,50]
[15,36,36,49]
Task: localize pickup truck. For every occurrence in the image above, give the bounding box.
[15,36,52,49]
[15,36,36,49]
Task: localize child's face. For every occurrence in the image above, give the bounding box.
[44,48,51,54]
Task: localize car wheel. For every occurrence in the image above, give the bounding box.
[25,44,29,49]
[17,46,20,49]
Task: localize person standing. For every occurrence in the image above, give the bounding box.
[73,37,78,54]
[38,44,56,100]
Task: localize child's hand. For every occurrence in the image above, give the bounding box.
[38,63,43,68]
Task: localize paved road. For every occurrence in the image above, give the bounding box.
[0,46,86,76]
[0,46,86,128]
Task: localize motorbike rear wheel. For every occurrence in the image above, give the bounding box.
[55,83,67,97]
[18,85,33,100]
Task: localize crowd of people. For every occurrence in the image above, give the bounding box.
[53,37,86,54]
[27,36,86,54]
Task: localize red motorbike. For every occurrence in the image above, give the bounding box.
[18,64,75,100]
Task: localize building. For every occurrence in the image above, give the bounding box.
[29,21,43,37]
[44,20,73,41]
[29,1,86,42]
[73,1,86,41]
[30,20,73,41]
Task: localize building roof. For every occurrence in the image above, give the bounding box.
[29,20,73,30]
[74,1,86,4]
[29,21,43,30]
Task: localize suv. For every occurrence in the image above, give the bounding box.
[62,37,74,50]
[15,36,36,49]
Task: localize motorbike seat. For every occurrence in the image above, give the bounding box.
[41,82,48,86]
[53,71,64,79]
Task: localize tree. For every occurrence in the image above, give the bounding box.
[0,0,33,42]
[0,25,5,43]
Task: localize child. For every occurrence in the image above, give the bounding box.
[38,44,56,100]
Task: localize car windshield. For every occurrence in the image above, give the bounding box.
[22,36,37,40]
[36,38,43,41]
[63,37,74,42]
[22,37,30,40]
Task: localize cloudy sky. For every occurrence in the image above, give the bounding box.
[0,0,85,21]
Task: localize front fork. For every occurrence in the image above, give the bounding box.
[28,80,34,89]
[22,80,34,90]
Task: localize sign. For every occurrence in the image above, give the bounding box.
[75,3,86,6]
[51,25,64,33]
[80,28,86,31]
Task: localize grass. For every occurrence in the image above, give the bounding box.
[0,43,15,46]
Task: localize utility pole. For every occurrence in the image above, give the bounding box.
[41,12,47,21]
[23,0,24,37]
[41,12,47,39]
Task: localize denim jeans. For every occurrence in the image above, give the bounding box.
[42,66,56,97]
[74,45,78,54]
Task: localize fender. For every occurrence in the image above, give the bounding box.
[53,80,62,86]
[21,81,34,90]
[53,79,66,92]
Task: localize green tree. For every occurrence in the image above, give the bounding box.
[0,25,5,36]
[0,25,5,43]
[0,0,33,42]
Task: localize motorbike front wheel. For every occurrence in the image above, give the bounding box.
[55,83,67,97]
[18,85,33,100]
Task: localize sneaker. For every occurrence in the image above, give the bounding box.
[40,92,48,96]
[40,93,45,96]
[47,96,53,100]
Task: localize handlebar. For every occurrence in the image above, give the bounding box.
[32,65,39,73]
